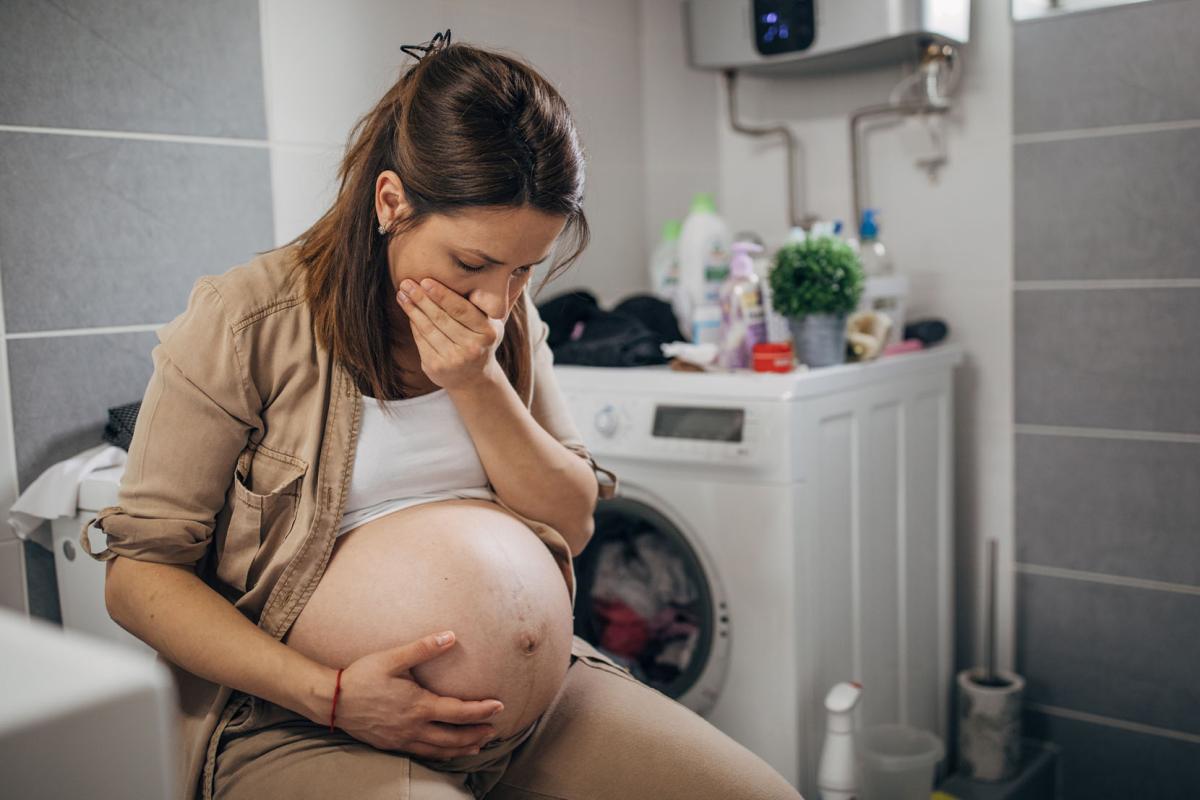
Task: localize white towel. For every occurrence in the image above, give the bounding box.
[7,444,128,550]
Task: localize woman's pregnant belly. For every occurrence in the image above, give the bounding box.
[285,499,575,739]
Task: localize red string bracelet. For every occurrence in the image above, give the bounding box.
[329,668,344,733]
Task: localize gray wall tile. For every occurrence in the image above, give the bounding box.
[0,132,274,332]
[1016,573,1200,735]
[8,331,158,490]
[1016,434,1200,586]
[0,0,267,138]
[1014,289,1200,433]
[1014,128,1200,281]
[1014,0,1200,134]
[1024,708,1200,800]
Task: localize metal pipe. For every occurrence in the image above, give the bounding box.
[851,43,959,228]
[723,69,814,231]
[849,101,951,231]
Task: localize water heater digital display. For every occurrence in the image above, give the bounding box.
[684,0,970,76]
[753,0,815,55]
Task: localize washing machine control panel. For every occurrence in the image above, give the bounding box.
[566,393,777,469]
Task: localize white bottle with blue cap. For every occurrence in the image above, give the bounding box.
[856,209,892,277]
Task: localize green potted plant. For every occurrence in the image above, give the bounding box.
[768,236,865,367]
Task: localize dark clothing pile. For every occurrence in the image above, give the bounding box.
[534,291,684,368]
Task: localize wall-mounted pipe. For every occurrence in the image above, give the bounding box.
[723,69,815,231]
[850,44,960,228]
[850,101,951,230]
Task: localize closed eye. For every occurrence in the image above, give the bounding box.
[454,258,540,276]
[454,258,487,273]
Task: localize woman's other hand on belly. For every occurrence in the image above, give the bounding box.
[324,630,504,759]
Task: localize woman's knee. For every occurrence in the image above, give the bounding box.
[494,659,802,799]
[409,761,474,799]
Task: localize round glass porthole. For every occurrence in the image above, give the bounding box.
[572,496,720,704]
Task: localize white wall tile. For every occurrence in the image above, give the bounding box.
[639,0,721,256]
[268,145,344,247]
[261,0,449,146]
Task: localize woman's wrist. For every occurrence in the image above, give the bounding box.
[444,358,508,399]
[284,654,339,724]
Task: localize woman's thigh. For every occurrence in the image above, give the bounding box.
[487,638,803,800]
[213,697,473,800]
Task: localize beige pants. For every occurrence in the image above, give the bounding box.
[213,636,803,799]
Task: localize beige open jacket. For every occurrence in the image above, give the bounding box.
[79,243,617,800]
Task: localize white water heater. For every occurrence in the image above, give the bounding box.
[683,0,970,75]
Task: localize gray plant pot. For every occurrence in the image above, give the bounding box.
[788,313,847,368]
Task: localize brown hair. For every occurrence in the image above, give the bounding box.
[287,37,589,412]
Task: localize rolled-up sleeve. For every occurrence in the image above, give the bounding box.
[525,293,618,500]
[81,279,261,566]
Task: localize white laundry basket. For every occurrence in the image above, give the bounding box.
[856,723,944,800]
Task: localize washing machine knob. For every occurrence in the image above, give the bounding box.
[594,405,619,437]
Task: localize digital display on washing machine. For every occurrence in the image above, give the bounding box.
[652,405,745,442]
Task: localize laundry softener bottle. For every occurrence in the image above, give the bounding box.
[716,241,768,368]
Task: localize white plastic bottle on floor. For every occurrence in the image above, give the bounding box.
[677,193,731,340]
[818,681,863,800]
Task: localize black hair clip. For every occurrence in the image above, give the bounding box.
[401,29,452,61]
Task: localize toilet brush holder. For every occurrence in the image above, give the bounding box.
[956,667,1024,781]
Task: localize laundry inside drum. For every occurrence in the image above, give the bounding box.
[571,498,716,701]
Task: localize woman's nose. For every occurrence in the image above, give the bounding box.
[468,277,511,320]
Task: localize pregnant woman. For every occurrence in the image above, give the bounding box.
[84,32,802,800]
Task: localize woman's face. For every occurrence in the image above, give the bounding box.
[375,171,567,324]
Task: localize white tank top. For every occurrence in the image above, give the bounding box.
[338,389,493,536]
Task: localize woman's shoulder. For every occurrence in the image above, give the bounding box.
[201,243,308,330]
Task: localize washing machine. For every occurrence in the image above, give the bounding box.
[555,345,961,797]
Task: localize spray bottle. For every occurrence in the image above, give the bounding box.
[817,681,863,800]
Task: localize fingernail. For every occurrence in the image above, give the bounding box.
[401,279,417,292]
[435,631,453,645]
[397,290,410,303]
[420,278,434,291]
[489,705,503,717]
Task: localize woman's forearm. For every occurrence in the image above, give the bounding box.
[105,556,337,723]
[448,367,598,554]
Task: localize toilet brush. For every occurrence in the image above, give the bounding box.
[956,539,1024,781]
[985,539,998,686]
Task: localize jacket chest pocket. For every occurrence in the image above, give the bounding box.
[216,445,307,593]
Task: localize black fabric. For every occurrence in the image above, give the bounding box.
[535,291,679,368]
[903,318,948,346]
[611,295,686,345]
[103,401,142,451]
[536,291,601,349]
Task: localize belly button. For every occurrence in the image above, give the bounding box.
[518,632,539,656]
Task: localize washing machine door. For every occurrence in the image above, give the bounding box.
[573,492,730,716]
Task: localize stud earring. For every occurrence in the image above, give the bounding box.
[377,222,388,235]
